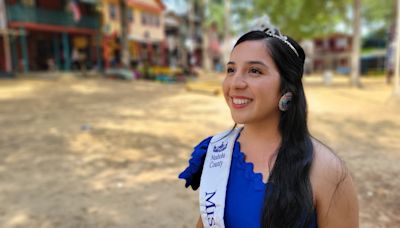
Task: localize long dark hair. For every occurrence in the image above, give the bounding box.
[233,30,314,227]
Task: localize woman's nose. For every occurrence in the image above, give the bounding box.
[231,74,247,89]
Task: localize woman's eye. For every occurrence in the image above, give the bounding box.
[249,68,262,75]
[227,67,235,74]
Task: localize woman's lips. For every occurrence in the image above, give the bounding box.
[231,96,253,109]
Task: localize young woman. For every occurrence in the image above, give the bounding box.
[179,24,359,228]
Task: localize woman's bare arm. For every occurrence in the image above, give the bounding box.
[196,216,204,228]
[317,173,359,228]
[311,140,359,228]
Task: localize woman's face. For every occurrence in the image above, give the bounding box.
[223,40,281,125]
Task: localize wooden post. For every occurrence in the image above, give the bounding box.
[0,0,12,72]
[53,34,60,70]
[62,32,70,71]
[19,27,29,73]
[394,0,400,95]
[351,0,361,87]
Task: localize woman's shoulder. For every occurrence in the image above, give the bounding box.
[310,138,344,181]
[310,138,347,196]
[310,137,359,227]
[178,128,241,190]
[178,136,213,190]
[194,136,213,151]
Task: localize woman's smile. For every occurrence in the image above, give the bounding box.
[231,96,253,109]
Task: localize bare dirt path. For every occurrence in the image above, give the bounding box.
[0,76,399,228]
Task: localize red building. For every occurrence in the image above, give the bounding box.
[312,33,353,74]
[0,34,7,73]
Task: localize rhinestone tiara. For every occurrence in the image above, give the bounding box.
[250,15,299,57]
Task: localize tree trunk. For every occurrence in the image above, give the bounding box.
[394,0,400,95]
[351,0,362,87]
[120,0,130,68]
[222,0,231,67]
[200,0,211,71]
[187,0,195,70]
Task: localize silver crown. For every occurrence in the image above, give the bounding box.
[250,15,299,57]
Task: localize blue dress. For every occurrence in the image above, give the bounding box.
[179,136,318,228]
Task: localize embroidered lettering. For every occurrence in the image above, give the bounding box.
[208,217,215,227]
[210,160,223,168]
[213,141,227,152]
[211,153,225,161]
[205,191,217,226]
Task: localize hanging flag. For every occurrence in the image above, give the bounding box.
[69,0,81,22]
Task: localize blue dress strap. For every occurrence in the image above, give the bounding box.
[178,136,212,190]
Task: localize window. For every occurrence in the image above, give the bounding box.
[140,12,160,27]
[151,14,156,26]
[21,0,35,6]
[109,4,116,20]
[154,15,159,27]
[156,16,160,27]
[336,38,348,49]
[141,12,147,25]
[127,9,134,23]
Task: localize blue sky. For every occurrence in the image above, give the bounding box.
[162,0,188,14]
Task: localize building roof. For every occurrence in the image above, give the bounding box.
[314,33,352,41]
[164,11,181,27]
[126,0,165,13]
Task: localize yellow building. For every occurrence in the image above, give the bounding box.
[100,0,123,68]
[100,0,165,68]
[125,0,165,65]
[101,0,122,36]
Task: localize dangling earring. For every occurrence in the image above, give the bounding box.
[279,92,293,111]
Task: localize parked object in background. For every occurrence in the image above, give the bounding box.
[151,66,185,83]
[104,68,136,80]
[323,70,333,86]
[47,58,57,71]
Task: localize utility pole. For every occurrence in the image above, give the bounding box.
[187,0,195,71]
[351,0,362,87]
[0,0,12,73]
[201,0,211,71]
[224,0,231,38]
[222,0,231,67]
[394,0,400,95]
[120,0,130,68]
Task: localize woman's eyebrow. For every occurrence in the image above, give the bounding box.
[227,61,268,68]
[246,61,268,67]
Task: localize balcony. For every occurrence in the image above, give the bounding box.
[6,4,99,30]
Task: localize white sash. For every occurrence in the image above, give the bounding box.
[199,128,241,228]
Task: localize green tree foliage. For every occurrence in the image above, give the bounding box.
[240,0,351,39]
[362,0,394,36]
[191,0,393,39]
[226,0,391,39]
[204,0,225,35]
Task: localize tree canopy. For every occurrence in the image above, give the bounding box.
[201,0,393,40]
[236,0,351,39]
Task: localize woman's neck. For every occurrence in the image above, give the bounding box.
[240,116,281,145]
[238,118,282,173]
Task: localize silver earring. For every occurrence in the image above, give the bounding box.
[279,92,293,111]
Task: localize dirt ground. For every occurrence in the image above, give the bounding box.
[0,74,399,228]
